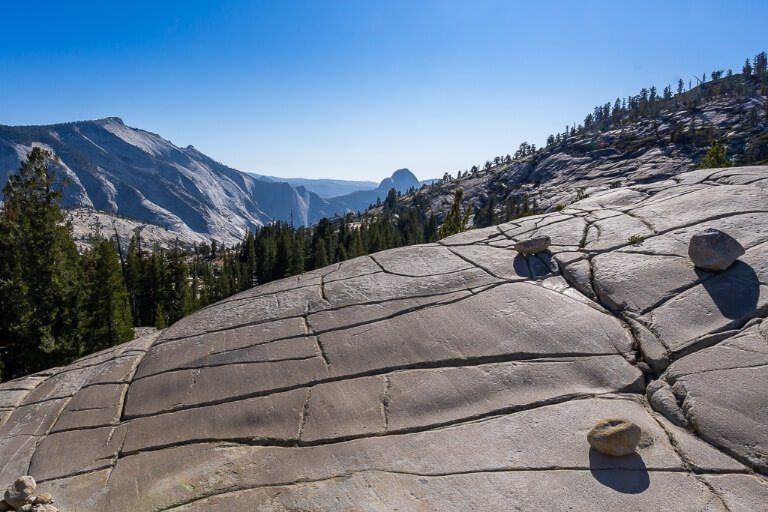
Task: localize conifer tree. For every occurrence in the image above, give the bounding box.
[423,214,438,242]
[165,246,192,324]
[0,148,81,378]
[438,189,472,238]
[123,232,144,322]
[743,59,753,76]
[314,237,329,268]
[700,140,730,168]
[755,52,768,77]
[79,236,134,353]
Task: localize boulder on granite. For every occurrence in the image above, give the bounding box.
[587,418,642,456]
[513,235,551,255]
[688,229,744,271]
[3,477,35,510]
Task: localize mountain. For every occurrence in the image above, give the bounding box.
[255,175,379,198]
[331,167,423,212]
[393,72,768,223]
[260,169,428,211]
[0,118,350,243]
[1,165,767,509]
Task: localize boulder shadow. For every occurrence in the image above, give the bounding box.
[588,448,650,494]
[696,261,760,320]
[513,253,531,278]
[530,251,554,279]
[513,251,553,279]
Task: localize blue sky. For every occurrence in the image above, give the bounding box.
[1,1,766,181]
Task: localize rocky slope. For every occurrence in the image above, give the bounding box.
[0,118,351,243]
[0,166,766,510]
[67,207,207,251]
[399,76,768,222]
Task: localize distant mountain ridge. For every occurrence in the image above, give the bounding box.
[255,176,379,198]
[0,119,435,243]
[0,118,350,243]
[256,169,434,201]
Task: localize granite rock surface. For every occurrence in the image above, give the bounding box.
[1,167,768,510]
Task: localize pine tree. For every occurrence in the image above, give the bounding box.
[755,52,768,77]
[438,189,472,238]
[79,236,134,353]
[743,59,753,76]
[165,246,191,324]
[154,304,167,329]
[123,233,144,323]
[383,188,398,213]
[314,237,329,268]
[700,140,730,168]
[0,148,81,378]
[477,195,496,228]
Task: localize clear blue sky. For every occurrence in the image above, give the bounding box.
[1,1,766,181]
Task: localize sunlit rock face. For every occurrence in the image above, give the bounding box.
[1,167,767,511]
[0,118,348,243]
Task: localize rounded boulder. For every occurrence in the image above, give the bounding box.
[513,235,551,255]
[688,228,744,271]
[587,418,642,456]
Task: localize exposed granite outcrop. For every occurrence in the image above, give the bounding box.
[0,167,767,510]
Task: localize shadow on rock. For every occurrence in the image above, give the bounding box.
[513,253,531,278]
[696,261,760,319]
[513,252,553,279]
[588,448,650,494]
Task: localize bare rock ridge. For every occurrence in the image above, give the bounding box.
[1,166,768,510]
[401,82,768,222]
[0,117,427,245]
[0,118,353,243]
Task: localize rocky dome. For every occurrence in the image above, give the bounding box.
[0,166,767,510]
[376,168,419,193]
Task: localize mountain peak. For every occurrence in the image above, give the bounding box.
[392,168,417,181]
[378,168,419,192]
[97,116,125,125]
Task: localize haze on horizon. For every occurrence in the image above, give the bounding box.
[1,0,766,182]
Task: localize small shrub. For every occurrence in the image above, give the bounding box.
[628,234,645,245]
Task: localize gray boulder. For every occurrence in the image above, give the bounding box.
[513,235,551,255]
[688,229,744,271]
